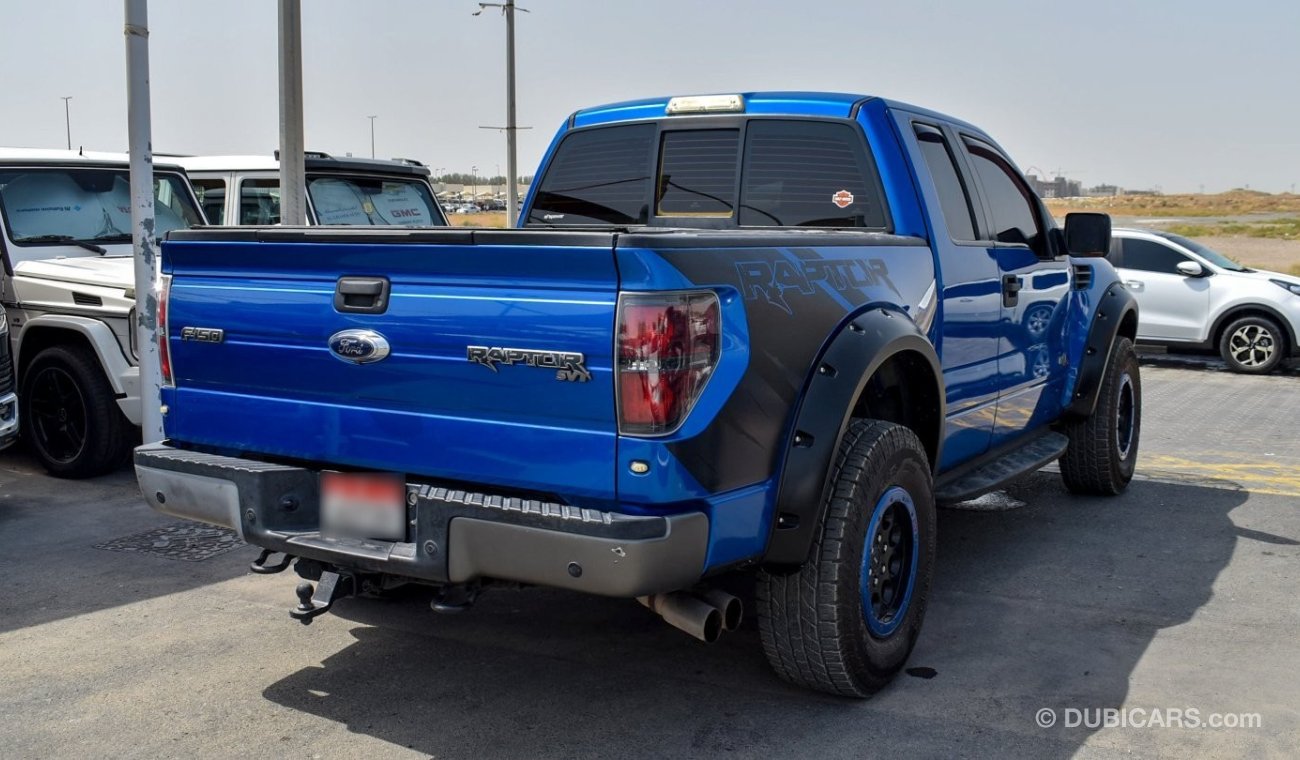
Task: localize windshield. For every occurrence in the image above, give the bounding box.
[0,167,203,250]
[1156,232,1249,272]
[307,175,443,226]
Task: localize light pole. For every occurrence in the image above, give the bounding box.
[473,1,529,226]
[61,96,73,150]
[367,115,377,159]
[471,165,477,200]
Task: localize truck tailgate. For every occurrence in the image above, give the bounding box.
[161,229,619,499]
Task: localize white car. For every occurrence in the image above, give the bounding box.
[1108,228,1300,373]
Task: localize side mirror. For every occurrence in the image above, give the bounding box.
[1176,260,1204,277]
[1064,212,1111,257]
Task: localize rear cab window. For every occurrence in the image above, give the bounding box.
[912,124,978,241]
[527,118,889,230]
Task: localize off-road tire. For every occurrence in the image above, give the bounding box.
[1060,337,1140,495]
[756,420,936,697]
[21,344,133,479]
[1218,314,1286,374]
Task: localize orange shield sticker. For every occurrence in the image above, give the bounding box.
[832,190,854,209]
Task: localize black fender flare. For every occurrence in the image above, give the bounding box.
[1065,281,1139,419]
[762,307,944,566]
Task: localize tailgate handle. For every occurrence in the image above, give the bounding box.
[334,277,390,314]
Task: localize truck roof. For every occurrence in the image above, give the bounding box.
[570,91,982,133]
[175,153,431,177]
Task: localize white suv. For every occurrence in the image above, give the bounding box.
[0,148,206,476]
[175,153,447,227]
[1108,228,1300,373]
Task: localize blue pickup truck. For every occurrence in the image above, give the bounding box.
[136,92,1140,697]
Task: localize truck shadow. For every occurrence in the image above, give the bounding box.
[261,473,1249,758]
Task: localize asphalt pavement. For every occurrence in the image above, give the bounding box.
[1,363,1296,759]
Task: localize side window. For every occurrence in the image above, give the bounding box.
[739,120,887,228]
[528,123,655,225]
[913,124,977,241]
[190,178,226,225]
[1119,238,1190,274]
[656,129,739,217]
[239,178,281,225]
[963,138,1042,250]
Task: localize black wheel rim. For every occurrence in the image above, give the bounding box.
[28,366,88,464]
[860,486,919,637]
[1115,372,1135,460]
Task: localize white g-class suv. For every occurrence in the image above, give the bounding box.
[1109,228,1300,374]
[0,148,205,477]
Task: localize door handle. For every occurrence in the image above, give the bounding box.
[334,276,391,314]
[1001,274,1021,307]
[1125,280,1145,292]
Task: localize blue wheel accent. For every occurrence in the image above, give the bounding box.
[859,486,920,637]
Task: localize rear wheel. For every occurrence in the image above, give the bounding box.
[757,420,936,697]
[1218,315,1285,374]
[1060,337,1140,495]
[21,345,133,478]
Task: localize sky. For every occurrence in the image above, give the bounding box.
[2,0,1297,193]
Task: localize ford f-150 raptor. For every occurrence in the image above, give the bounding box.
[135,92,1140,697]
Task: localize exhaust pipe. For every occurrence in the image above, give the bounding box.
[638,592,723,643]
[697,589,743,632]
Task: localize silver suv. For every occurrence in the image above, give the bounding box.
[1109,228,1300,373]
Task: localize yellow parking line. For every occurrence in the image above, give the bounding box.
[1139,455,1300,497]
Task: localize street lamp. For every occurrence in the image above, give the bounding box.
[367,115,377,159]
[61,96,72,150]
[473,1,529,226]
[471,165,477,199]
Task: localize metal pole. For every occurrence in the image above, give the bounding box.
[278,0,306,225]
[504,0,518,226]
[125,0,163,443]
[61,97,72,150]
[368,115,377,159]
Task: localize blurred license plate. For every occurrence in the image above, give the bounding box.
[320,471,406,541]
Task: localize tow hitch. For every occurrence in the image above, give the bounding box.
[290,570,355,625]
[249,549,293,575]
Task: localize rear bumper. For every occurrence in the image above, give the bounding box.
[134,443,708,597]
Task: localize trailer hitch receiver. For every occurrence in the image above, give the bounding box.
[290,570,354,625]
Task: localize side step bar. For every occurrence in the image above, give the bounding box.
[935,432,1068,504]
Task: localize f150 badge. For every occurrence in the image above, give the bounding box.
[467,346,590,382]
[180,327,224,343]
[328,329,391,364]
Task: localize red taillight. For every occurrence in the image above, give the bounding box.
[158,275,173,387]
[617,291,720,435]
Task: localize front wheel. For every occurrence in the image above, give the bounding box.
[757,420,936,697]
[1219,315,1285,374]
[21,344,134,478]
[1060,337,1141,495]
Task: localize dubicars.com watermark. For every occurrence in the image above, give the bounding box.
[1035,707,1262,730]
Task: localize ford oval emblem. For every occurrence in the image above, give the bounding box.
[328,329,391,364]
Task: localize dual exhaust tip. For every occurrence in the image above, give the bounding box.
[638,589,743,643]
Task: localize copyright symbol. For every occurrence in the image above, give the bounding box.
[1036,708,1056,728]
